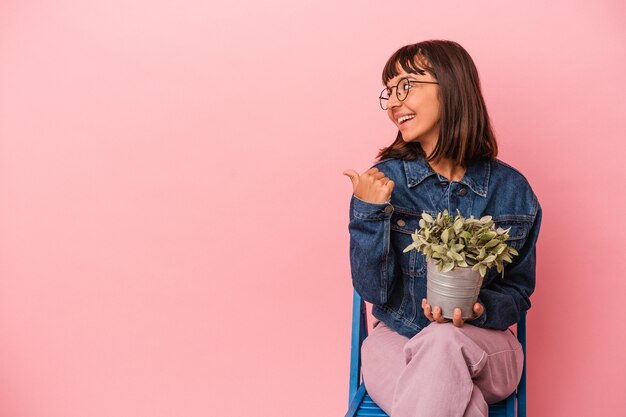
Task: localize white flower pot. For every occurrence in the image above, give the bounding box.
[426,258,484,320]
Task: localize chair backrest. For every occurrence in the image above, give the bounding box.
[347,289,527,417]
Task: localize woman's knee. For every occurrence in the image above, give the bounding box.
[406,323,464,348]
[403,322,480,363]
[360,324,385,364]
[361,324,406,368]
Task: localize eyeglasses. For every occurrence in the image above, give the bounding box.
[379,77,439,110]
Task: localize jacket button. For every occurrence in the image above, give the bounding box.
[397,219,406,227]
[459,188,467,196]
[384,206,393,214]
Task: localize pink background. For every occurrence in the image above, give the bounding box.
[1,1,624,416]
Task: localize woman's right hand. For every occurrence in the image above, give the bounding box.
[343,167,395,204]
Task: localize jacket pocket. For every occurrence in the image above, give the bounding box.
[492,217,531,252]
[390,209,428,277]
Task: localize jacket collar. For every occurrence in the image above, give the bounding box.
[402,155,491,197]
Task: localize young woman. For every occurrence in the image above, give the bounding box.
[342,40,543,417]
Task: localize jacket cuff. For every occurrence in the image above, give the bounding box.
[351,194,393,220]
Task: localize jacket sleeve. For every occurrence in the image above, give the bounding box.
[471,200,543,330]
[348,194,400,305]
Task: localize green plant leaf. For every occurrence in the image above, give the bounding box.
[485,239,500,249]
[422,212,434,223]
[453,218,464,233]
[403,243,417,253]
[447,250,464,261]
[441,228,449,244]
[479,264,487,277]
[460,231,472,240]
[442,261,455,272]
[433,244,447,254]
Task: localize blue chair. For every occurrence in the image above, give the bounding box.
[345,289,527,417]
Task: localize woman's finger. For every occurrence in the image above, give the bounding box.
[433,306,447,323]
[342,169,360,191]
[473,302,485,317]
[426,305,435,321]
[423,299,434,321]
[452,308,464,327]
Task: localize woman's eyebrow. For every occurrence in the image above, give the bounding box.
[386,76,419,88]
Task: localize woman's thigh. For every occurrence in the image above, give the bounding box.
[361,320,524,411]
[360,320,409,415]
[456,324,524,403]
[403,322,524,404]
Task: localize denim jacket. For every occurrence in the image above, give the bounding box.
[348,155,542,338]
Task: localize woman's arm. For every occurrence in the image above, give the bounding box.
[471,201,543,330]
[348,194,400,305]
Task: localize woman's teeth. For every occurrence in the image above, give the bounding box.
[398,114,415,124]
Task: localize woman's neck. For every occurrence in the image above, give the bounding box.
[420,141,466,182]
[428,158,466,182]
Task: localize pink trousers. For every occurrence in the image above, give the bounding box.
[360,319,524,417]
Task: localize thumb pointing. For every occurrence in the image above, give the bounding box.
[342,169,360,191]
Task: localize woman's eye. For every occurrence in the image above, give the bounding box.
[404,83,412,90]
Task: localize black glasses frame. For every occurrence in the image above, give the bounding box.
[379,77,439,110]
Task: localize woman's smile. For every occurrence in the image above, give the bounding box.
[398,115,416,130]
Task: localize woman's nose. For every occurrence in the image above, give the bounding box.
[387,92,401,109]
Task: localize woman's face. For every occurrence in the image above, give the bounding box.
[385,64,442,149]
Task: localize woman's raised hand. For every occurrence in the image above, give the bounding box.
[343,167,395,204]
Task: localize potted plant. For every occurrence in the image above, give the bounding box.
[403,209,519,320]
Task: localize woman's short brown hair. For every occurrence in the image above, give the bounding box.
[377,40,498,168]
